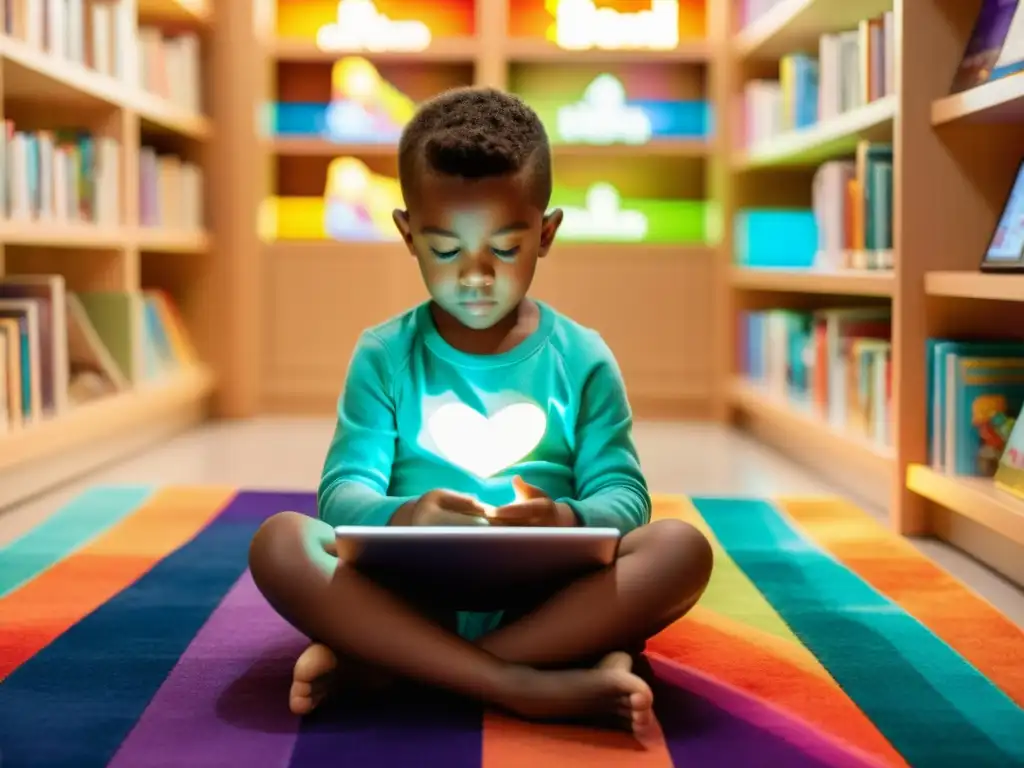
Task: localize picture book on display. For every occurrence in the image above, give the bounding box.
[926,339,1024,477]
[994,400,1024,498]
[950,0,1024,93]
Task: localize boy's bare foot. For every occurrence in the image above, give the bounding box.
[290,643,339,715]
[495,651,654,731]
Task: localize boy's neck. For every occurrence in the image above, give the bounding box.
[429,299,540,356]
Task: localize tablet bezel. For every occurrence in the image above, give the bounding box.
[980,156,1024,273]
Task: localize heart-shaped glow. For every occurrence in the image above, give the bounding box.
[427,402,547,478]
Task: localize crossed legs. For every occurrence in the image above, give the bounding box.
[248,511,713,728]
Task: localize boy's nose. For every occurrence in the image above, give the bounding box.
[458,271,495,289]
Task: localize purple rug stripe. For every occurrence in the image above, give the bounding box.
[651,659,837,767]
[288,692,483,767]
[650,656,888,768]
[107,570,308,768]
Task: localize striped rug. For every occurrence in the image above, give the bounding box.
[0,488,1022,767]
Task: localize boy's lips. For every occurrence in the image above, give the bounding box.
[460,299,498,315]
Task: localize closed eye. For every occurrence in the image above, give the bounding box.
[430,247,460,261]
[492,246,520,259]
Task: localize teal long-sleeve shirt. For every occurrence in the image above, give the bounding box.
[317,299,651,534]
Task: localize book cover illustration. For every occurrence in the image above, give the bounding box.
[994,401,1024,497]
[948,357,1024,476]
[950,0,1020,92]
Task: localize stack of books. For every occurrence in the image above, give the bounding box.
[138,25,202,113]
[740,11,895,148]
[812,140,894,270]
[2,1,202,112]
[0,123,121,227]
[139,148,204,231]
[927,339,1024,478]
[740,307,892,449]
[0,274,199,432]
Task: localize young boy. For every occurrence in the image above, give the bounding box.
[249,87,713,732]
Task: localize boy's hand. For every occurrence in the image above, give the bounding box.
[486,476,578,527]
[410,489,490,526]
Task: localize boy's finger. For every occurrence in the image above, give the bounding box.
[439,492,488,516]
[512,475,548,500]
[486,500,548,522]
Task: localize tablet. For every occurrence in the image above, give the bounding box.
[980,157,1024,272]
[334,526,621,606]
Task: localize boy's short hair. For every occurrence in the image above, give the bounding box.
[397,86,552,210]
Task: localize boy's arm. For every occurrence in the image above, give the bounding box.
[559,337,652,534]
[317,331,417,527]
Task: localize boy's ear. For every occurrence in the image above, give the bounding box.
[392,209,416,255]
[539,208,562,258]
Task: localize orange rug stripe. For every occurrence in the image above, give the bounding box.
[0,487,236,682]
[482,712,673,768]
[777,497,1024,709]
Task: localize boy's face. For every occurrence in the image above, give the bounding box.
[393,170,562,330]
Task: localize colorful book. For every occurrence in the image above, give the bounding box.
[946,357,1024,476]
[994,401,1024,497]
[950,0,1020,92]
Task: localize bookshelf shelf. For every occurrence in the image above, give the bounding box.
[736,95,896,168]
[931,73,1024,126]
[925,271,1024,302]
[271,38,480,63]
[0,224,126,248]
[0,367,214,508]
[906,464,1024,547]
[729,377,893,507]
[735,0,894,60]
[137,229,210,253]
[731,266,894,296]
[502,39,710,64]
[137,0,210,24]
[0,35,209,140]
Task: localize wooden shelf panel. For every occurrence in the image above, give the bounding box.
[932,74,1024,126]
[137,229,210,253]
[137,0,210,24]
[503,39,709,64]
[0,35,210,140]
[269,138,710,158]
[925,271,1024,302]
[735,0,894,59]
[731,266,894,296]
[0,366,213,473]
[0,223,127,248]
[272,37,480,62]
[729,377,893,507]
[906,464,1024,546]
[735,95,896,168]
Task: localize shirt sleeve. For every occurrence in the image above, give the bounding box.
[559,335,652,534]
[317,331,417,527]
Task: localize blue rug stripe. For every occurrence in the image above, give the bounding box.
[691,497,1024,768]
[0,490,316,768]
[0,486,154,598]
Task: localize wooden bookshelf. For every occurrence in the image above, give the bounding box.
[731,266,894,296]
[730,378,893,508]
[735,95,895,168]
[906,465,1024,547]
[734,0,894,60]
[247,0,727,420]
[925,271,1024,302]
[724,0,1024,584]
[932,72,1024,126]
[0,0,220,508]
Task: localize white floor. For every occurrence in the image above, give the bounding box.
[3,419,1023,626]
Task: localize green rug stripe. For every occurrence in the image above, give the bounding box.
[692,496,1024,768]
[0,486,154,599]
[677,500,799,643]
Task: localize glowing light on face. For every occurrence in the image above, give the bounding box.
[545,0,679,51]
[427,401,547,478]
[557,74,652,145]
[558,183,648,241]
[316,0,432,52]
